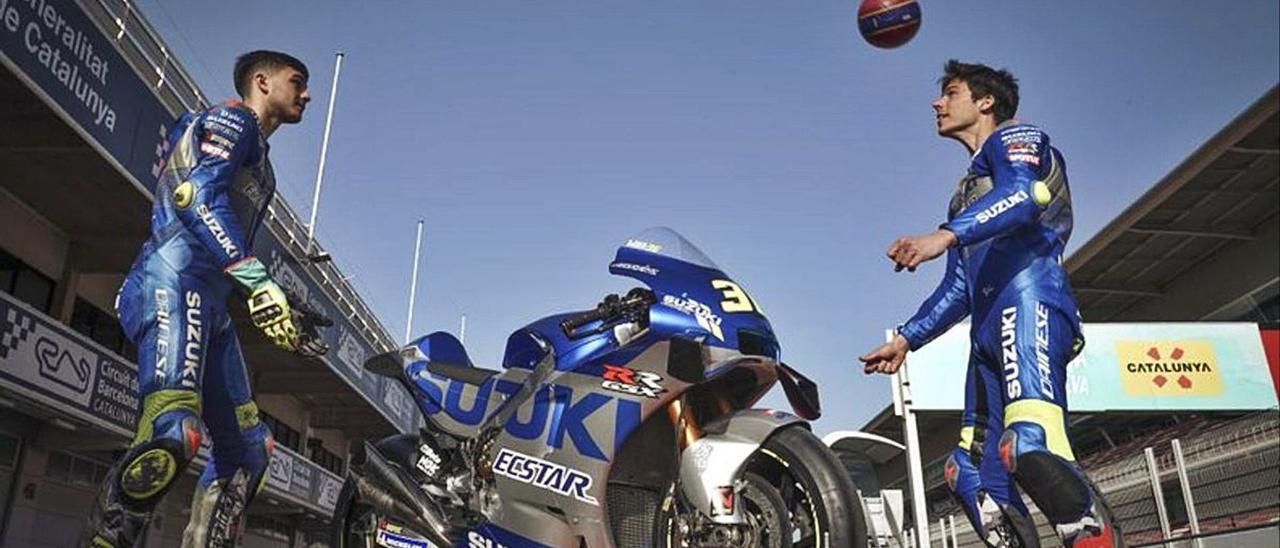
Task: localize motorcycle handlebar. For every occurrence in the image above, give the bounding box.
[560,289,655,339]
[560,307,610,333]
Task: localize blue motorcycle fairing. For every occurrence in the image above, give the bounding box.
[502,312,621,372]
[464,523,554,548]
[412,331,475,367]
[488,228,782,375]
[609,228,779,360]
[401,229,787,431]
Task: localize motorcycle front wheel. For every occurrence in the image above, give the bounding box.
[661,426,867,548]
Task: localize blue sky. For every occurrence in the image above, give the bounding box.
[140,1,1279,433]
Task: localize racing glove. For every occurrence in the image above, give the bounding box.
[287,292,334,358]
[226,257,330,357]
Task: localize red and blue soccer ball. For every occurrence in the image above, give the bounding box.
[857,0,922,49]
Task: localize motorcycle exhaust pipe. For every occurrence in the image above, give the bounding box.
[349,441,459,546]
[350,475,438,539]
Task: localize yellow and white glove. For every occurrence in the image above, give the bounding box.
[228,257,329,356]
[248,282,302,352]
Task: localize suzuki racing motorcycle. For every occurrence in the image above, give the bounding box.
[332,228,864,548]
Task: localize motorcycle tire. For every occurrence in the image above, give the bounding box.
[659,426,867,548]
[748,427,867,548]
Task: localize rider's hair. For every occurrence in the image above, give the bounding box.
[233,50,309,98]
[939,60,1019,123]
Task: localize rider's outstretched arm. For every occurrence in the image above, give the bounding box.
[897,248,969,350]
[943,124,1052,246]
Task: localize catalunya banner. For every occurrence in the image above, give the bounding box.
[904,322,1278,412]
[0,0,174,191]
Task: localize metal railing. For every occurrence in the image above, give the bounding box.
[928,411,1280,548]
[79,0,206,113]
[263,199,399,352]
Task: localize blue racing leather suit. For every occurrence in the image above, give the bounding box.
[82,101,277,548]
[898,122,1112,548]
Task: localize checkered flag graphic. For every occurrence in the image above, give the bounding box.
[1,308,36,360]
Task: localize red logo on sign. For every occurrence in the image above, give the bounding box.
[1147,347,1194,390]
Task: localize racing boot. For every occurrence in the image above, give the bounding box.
[975,492,1042,548]
[182,469,256,548]
[79,460,154,547]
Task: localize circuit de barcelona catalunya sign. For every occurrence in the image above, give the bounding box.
[0,291,139,434]
[903,322,1278,412]
[0,0,174,190]
[0,290,343,513]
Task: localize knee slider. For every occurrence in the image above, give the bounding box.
[945,446,979,494]
[122,410,202,502]
[944,453,961,492]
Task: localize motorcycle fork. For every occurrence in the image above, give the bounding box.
[666,391,740,539]
[667,391,735,450]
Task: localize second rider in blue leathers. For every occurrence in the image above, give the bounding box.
[80,50,329,548]
[861,60,1120,548]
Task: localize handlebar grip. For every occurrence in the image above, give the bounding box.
[560,308,609,335]
[561,289,656,339]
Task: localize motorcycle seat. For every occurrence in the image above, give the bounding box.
[426,360,500,386]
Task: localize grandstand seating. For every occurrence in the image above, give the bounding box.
[933,411,1279,548]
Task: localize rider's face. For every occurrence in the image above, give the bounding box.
[932,79,983,137]
[265,67,310,124]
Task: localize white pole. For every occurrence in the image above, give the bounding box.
[459,313,467,344]
[1144,446,1173,541]
[307,51,345,252]
[948,515,958,548]
[404,220,424,344]
[1172,439,1203,548]
[888,329,931,548]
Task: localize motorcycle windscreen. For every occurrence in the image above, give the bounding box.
[609,227,778,359]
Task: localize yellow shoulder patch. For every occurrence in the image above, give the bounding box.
[173,181,195,209]
[1032,180,1052,206]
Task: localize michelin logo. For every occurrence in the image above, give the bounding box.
[375,529,430,548]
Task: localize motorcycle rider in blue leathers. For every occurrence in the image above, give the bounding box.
[860,60,1120,548]
[80,50,328,548]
